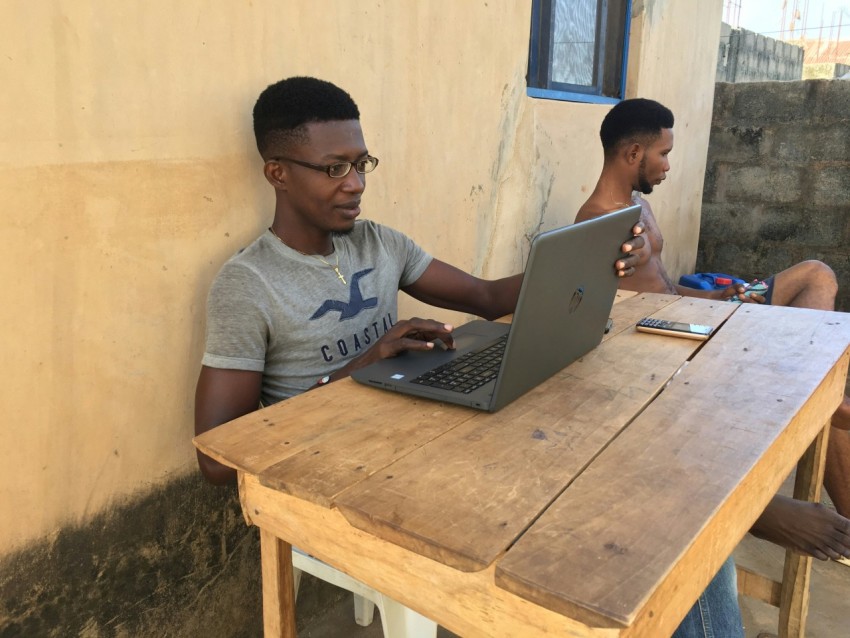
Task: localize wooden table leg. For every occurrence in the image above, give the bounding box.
[778,423,831,638]
[260,528,298,638]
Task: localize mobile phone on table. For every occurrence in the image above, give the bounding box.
[635,317,714,341]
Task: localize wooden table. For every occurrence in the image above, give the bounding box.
[194,292,850,638]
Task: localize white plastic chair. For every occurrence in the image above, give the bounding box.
[292,548,437,637]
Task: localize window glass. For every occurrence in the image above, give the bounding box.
[528,0,631,104]
[552,0,597,86]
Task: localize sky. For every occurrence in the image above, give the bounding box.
[728,0,850,40]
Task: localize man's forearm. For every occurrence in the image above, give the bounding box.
[477,273,524,320]
[675,284,717,299]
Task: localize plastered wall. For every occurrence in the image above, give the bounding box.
[0,0,722,555]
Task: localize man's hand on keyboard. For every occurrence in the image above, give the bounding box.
[315,318,456,384]
[356,318,455,365]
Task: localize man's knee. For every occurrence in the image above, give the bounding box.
[771,259,837,309]
[800,260,838,293]
[783,260,838,294]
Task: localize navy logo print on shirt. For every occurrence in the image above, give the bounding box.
[310,268,378,321]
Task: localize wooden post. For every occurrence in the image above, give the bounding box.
[260,528,298,638]
[778,423,830,638]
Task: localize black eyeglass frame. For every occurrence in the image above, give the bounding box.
[270,155,379,178]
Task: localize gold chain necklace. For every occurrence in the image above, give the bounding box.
[609,188,636,209]
[268,227,347,285]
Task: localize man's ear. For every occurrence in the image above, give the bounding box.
[624,142,643,166]
[263,159,288,190]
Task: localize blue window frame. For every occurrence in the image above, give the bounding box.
[527,0,632,104]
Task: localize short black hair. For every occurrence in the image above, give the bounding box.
[600,98,674,157]
[252,76,360,158]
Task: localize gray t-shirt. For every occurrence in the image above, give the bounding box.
[202,220,432,406]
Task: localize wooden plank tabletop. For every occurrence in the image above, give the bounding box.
[193,362,476,479]
[494,303,850,632]
[333,296,739,572]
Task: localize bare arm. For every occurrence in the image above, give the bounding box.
[674,282,765,303]
[194,366,263,485]
[402,259,524,321]
[400,225,647,321]
[675,284,722,298]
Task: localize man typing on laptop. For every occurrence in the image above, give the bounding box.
[195,76,643,486]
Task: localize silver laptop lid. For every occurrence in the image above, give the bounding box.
[489,204,641,410]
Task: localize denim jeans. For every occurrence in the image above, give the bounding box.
[672,556,744,638]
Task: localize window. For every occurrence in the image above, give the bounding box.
[527,0,631,104]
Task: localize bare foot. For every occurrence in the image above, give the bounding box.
[831,395,850,430]
[750,495,850,560]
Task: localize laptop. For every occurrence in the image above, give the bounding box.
[351,204,642,411]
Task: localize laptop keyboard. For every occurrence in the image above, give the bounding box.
[410,335,508,394]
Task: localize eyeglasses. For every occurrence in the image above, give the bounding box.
[271,155,379,178]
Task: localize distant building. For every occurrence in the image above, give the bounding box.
[790,37,850,79]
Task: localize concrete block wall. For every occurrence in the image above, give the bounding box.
[717,24,804,82]
[717,22,733,79]
[699,79,850,311]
